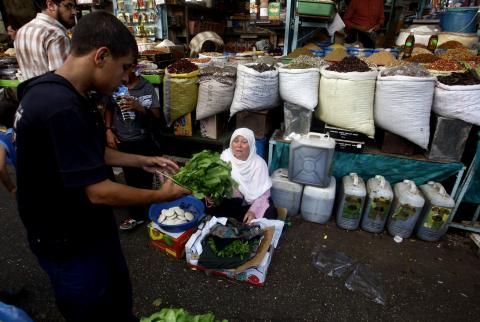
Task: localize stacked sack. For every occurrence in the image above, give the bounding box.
[317,57,378,138]
[374,65,436,149]
[230,63,279,117]
[196,66,237,121]
[163,59,199,126]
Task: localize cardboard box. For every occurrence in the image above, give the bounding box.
[236,109,272,139]
[199,113,228,140]
[149,223,194,259]
[174,113,193,137]
[185,217,284,286]
[380,131,417,156]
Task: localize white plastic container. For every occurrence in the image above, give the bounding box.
[270,168,304,216]
[361,175,393,234]
[301,176,336,224]
[288,132,336,187]
[387,180,425,239]
[336,173,366,230]
[416,182,455,242]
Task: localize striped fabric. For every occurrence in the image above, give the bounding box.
[15,13,71,81]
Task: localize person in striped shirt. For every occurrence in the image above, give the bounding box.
[15,0,77,80]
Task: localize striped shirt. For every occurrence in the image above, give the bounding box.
[15,13,71,81]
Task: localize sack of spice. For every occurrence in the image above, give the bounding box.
[230,63,279,117]
[374,67,436,149]
[433,72,480,126]
[317,58,378,137]
[163,59,199,126]
[196,66,237,120]
[278,66,320,110]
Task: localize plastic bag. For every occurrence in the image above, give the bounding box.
[230,64,279,117]
[345,264,386,305]
[433,82,480,126]
[163,69,199,126]
[317,68,378,138]
[284,102,313,136]
[279,67,319,110]
[0,301,33,322]
[311,246,354,278]
[196,66,236,120]
[374,74,436,149]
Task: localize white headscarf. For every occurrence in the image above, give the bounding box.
[221,128,272,204]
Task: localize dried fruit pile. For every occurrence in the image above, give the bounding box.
[167,59,199,74]
[437,72,480,86]
[326,56,370,73]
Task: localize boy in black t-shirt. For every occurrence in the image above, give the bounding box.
[14,12,189,322]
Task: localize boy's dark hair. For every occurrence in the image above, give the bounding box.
[71,11,138,59]
[6,15,22,31]
[0,89,18,129]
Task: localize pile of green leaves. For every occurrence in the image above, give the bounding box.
[207,238,253,260]
[140,308,227,322]
[173,150,238,204]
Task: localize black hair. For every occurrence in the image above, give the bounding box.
[71,11,138,59]
[6,15,22,31]
[0,90,17,128]
[34,0,62,11]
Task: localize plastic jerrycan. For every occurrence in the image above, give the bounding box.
[336,173,366,230]
[301,176,336,224]
[387,180,425,239]
[361,175,394,234]
[288,132,336,187]
[416,182,455,242]
[270,168,304,216]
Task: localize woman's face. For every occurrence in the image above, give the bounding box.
[7,26,16,41]
[231,135,250,161]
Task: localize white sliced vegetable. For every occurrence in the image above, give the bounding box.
[158,213,167,223]
[184,212,194,221]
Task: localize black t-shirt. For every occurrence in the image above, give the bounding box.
[15,73,117,259]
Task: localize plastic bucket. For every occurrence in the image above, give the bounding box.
[439,8,478,33]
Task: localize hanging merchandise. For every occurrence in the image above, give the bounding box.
[230,64,279,117]
[163,60,199,126]
[433,73,480,126]
[387,180,425,239]
[278,66,320,110]
[196,66,237,121]
[374,67,436,149]
[317,64,378,138]
[301,177,336,224]
[361,175,393,234]
[416,182,455,242]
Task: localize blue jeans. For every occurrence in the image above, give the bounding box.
[37,236,138,322]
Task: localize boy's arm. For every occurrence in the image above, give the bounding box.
[0,145,16,198]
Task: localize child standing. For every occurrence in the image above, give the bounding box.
[105,63,161,230]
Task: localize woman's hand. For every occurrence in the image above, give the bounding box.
[243,211,256,224]
[106,129,119,149]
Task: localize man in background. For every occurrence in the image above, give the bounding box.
[15,0,76,80]
[342,0,384,48]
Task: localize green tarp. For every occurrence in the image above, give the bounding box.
[270,141,464,186]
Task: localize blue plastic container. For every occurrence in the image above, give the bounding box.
[315,40,332,48]
[347,47,360,56]
[385,48,400,58]
[310,49,325,57]
[149,195,205,232]
[439,8,478,33]
[363,49,376,57]
[255,137,267,159]
[324,47,334,55]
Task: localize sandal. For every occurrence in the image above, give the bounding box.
[119,218,145,231]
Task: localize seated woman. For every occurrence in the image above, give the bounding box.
[206,128,277,223]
